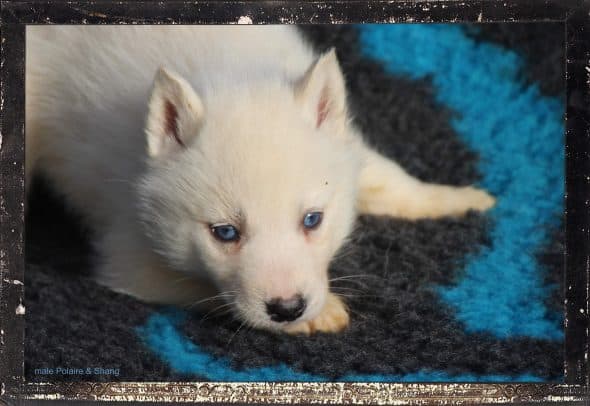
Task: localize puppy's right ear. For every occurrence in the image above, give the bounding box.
[145,68,204,158]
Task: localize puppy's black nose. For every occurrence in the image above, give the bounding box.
[265,295,306,322]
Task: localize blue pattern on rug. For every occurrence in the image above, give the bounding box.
[138,310,544,382]
[137,24,563,381]
[359,24,564,340]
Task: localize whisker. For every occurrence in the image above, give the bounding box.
[329,274,375,282]
[331,250,360,262]
[330,286,366,294]
[227,320,248,345]
[346,307,368,321]
[198,308,234,325]
[186,291,237,309]
[332,292,359,299]
[198,302,237,324]
[332,290,381,301]
[330,278,372,289]
[330,249,357,261]
[332,281,369,290]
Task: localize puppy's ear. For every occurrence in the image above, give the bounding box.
[145,68,204,158]
[295,48,348,131]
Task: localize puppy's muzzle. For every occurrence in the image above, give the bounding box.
[265,295,306,322]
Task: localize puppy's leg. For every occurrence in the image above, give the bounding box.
[284,293,349,335]
[357,148,495,220]
[95,223,216,307]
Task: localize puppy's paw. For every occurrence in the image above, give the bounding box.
[460,186,496,212]
[284,293,349,335]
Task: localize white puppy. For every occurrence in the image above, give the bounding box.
[26,26,494,334]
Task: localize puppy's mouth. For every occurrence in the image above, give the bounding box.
[226,295,315,330]
[211,285,326,331]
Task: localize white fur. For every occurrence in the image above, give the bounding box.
[26,26,494,333]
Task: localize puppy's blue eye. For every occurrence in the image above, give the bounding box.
[210,224,240,242]
[303,212,323,229]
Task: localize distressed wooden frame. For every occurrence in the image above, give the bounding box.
[1,0,589,403]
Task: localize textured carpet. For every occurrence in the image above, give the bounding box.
[25,23,565,382]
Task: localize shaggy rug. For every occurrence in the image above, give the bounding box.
[25,23,565,382]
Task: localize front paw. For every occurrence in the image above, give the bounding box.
[284,293,349,335]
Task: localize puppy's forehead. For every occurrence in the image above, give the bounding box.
[199,98,339,180]
[198,140,334,223]
[236,158,332,220]
[184,87,347,217]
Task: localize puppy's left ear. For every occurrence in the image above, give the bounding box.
[295,48,348,131]
[145,68,205,159]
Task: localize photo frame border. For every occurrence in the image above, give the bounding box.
[1,0,589,403]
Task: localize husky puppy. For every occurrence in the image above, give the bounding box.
[26,26,494,334]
